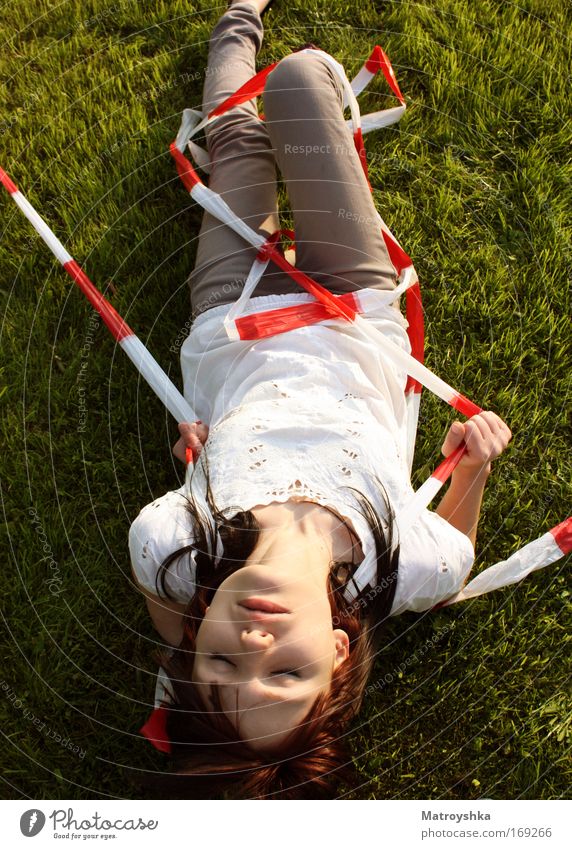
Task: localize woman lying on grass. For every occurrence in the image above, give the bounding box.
[129,0,512,798]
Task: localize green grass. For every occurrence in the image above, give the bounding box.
[1,0,570,800]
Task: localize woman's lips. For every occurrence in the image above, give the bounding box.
[239,597,290,614]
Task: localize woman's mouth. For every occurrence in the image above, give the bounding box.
[238,597,290,614]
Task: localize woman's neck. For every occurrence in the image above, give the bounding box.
[250,499,363,566]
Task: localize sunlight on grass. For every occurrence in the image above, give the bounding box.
[0,0,570,799]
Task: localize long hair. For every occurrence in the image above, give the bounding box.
[146,449,400,799]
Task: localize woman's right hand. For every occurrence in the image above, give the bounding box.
[172,421,209,464]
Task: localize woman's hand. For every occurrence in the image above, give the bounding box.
[441,411,512,477]
[172,421,209,464]
[437,411,512,548]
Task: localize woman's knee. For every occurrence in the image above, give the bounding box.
[266,52,310,87]
[263,51,341,111]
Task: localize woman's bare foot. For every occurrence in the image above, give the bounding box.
[228,0,274,14]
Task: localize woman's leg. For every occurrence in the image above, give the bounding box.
[188,1,297,318]
[262,51,397,293]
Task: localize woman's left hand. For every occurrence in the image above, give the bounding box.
[172,421,209,464]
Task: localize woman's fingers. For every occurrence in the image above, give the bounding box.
[172,436,187,463]
[178,420,209,443]
[442,412,512,470]
[475,410,511,440]
[173,421,209,464]
[195,421,210,443]
[467,412,512,459]
[441,420,465,456]
[172,432,202,463]
[463,416,488,448]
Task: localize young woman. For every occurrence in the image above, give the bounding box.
[129,0,512,798]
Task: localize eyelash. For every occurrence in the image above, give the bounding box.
[210,654,300,678]
[211,654,234,667]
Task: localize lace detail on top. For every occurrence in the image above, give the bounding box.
[263,480,329,501]
[188,392,409,595]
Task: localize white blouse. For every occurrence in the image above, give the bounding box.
[129,290,474,615]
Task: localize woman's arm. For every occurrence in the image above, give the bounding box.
[435,411,512,549]
[435,465,490,550]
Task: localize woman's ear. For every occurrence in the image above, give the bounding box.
[332,629,350,669]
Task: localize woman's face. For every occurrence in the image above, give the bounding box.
[192,543,349,750]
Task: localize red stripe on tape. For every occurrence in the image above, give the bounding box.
[365,46,384,74]
[64,260,132,341]
[382,229,412,276]
[405,382,423,396]
[170,143,202,191]
[451,393,482,418]
[140,706,171,754]
[432,442,467,483]
[256,230,281,262]
[208,63,278,118]
[550,517,572,554]
[363,46,405,103]
[266,246,357,322]
[405,282,424,394]
[353,127,369,181]
[234,293,360,340]
[0,167,18,194]
[377,46,405,103]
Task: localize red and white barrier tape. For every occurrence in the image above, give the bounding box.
[174,46,406,179]
[438,517,572,606]
[171,45,571,610]
[0,167,197,430]
[170,43,481,520]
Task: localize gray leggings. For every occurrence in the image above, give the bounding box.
[188,1,396,318]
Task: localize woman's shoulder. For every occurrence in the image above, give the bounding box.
[128,485,196,603]
[390,510,475,614]
[129,486,190,556]
[130,485,189,518]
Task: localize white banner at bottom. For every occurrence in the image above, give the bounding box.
[2,800,570,848]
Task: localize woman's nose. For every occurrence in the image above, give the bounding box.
[240,628,274,649]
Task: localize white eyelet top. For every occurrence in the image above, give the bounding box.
[129,291,474,615]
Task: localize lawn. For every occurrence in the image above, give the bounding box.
[0,0,570,799]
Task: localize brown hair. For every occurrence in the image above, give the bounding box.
[145,450,399,799]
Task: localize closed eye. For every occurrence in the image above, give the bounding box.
[211,655,300,678]
[271,670,300,678]
[211,654,235,666]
